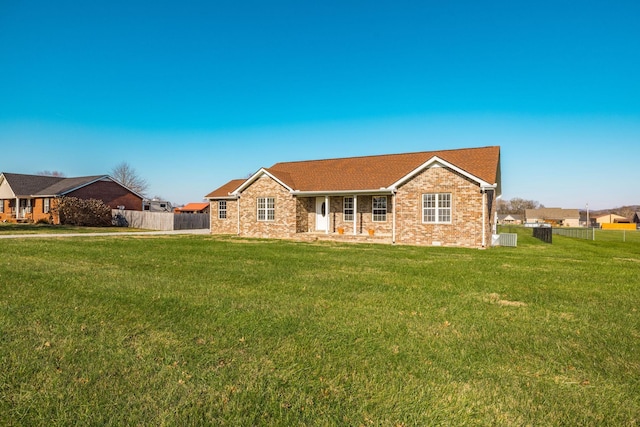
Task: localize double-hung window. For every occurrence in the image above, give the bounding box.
[218,200,227,219]
[0,199,4,213]
[43,198,50,214]
[257,197,275,221]
[343,197,354,221]
[423,193,451,223]
[372,196,387,222]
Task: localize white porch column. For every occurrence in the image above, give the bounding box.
[353,195,357,235]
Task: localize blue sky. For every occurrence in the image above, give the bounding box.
[1,0,638,209]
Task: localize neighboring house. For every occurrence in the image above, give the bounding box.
[594,213,630,225]
[633,212,640,224]
[143,199,173,212]
[176,202,210,214]
[497,214,522,225]
[0,172,144,224]
[524,208,580,227]
[205,146,501,248]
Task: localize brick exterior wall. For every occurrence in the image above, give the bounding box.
[208,166,495,248]
[394,165,493,247]
[67,180,143,211]
[296,197,313,233]
[237,175,298,238]
[0,197,57,223]
[209,199,239,234]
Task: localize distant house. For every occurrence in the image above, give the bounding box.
[143,199,173,212]
[497,214,522,225]
[525,208,580,227]
[633,212,640,224]
[0,172,143,224]
[579,212,597,227]
[176,202,210,214]
[206,146,501,248]
[594,213,630,225]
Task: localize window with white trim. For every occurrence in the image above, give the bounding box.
[423,193,451,223]
[372,196,387,222]
[257,197,275,221]
[43,198,50,213]
[343,197,354,221]
[218,200,227,219]
[0,199,4,213]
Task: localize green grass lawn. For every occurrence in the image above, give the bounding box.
[0,223,149,234]
[1,230,639,425]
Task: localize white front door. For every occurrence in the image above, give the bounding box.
[315,197,328,231]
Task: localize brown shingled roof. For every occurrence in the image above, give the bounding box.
[205,146,500,197]
[266,146,500,192]
[205,178,246,198]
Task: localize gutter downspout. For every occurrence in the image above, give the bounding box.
[237,197,241,236]
[392,190,396,244]
[481,190,486,248]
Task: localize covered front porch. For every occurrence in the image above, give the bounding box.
[294,192,396,242]
[1,198,34,223]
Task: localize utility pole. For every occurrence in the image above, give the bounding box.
[586,203,589,228]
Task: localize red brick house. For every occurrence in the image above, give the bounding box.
[0,172,144,224]
[205,146,501,248]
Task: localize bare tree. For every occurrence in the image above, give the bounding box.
[616,206,635,220]
[498,197,544,215]
[110,162,149,196]
[36,170,66,177]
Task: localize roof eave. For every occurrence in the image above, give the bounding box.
[290,188,396,197]
[205,195,238,200]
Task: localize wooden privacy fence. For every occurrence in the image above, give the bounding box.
[112,210,209,231]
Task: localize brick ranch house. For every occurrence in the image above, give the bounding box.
[206,146,501,248]
[0,172,144,224]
